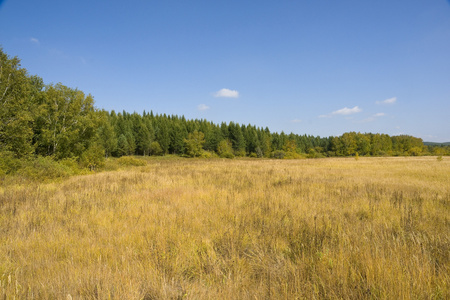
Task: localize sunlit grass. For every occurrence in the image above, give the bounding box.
[1,157,449,299]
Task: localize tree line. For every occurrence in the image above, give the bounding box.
[1,48,448,170]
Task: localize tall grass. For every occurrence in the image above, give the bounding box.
[1,157,449,299]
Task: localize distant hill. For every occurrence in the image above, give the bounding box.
[424,142,450,146]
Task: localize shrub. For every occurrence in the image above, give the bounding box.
[60,157,82,174]
[79,144,105,171]
[217,140,234,159]
[221,152,235,159]
[18,156,72,180]
[307,149,325,159]
[200,151,218,159]
[234,149,247,157]
[149,141,164,156]
[117,156,147,167]
[255,146,264,158]
[0,151,22,175]
[271,150,286,159]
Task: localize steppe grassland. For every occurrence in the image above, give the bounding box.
[0,157,449,299]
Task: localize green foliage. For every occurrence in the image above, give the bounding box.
[184,130,205,157]
[307,149,324,159]
[217,139,234,158]
[117,134,130,157]
[34,83,97,158]
[96,111,118,157]
[0,47,439,172]
[409,146,423,156]
[271,150,286,159]
[228,122,246,153]
[392,135,424,156]
[199,150,218,159]
[282,139,303,159]
[149,141,163,156]
[282,139,297,153]
[0,150,22,175]
[80,143,105,170]
[17,156,75,180]
[0,48,37,157]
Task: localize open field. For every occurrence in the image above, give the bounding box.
[1,157,449,299]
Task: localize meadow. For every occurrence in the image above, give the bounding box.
[0,157,449,299]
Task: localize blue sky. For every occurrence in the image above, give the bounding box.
[1,0,449,142]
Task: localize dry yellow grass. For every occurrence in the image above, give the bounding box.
[1,157,449,299]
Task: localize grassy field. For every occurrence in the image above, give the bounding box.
[0,157,449,299]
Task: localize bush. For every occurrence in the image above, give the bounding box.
[284,151,304,159]
[79,144,105,171]
[271,150,286,159]
[234,149,246,157]
[60,157,82,174]
[18,156,73,180]
[307,149,325,159]
[217,140,234,159]
[149,141,164,156]
[200,151,218,159]
[117,156,147,167]
[255,146,264,158]
[220,152,235,159]
[0,151,22,175]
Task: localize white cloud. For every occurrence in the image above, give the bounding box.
[331,106,362,116]
[373,112,386,117]
[290,119,302,123]
[30,37,40,44]
[320,106,362,119]
[214,88,239,98]
[197,104,210,111]
[376,97,397,105]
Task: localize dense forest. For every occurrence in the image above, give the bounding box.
[1,48,449,173]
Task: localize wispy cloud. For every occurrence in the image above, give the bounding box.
[214,88,239,98]
[373,112,386,117]
[320,106,362,118]
[332,106,362,115]
[197,104,210,111]
[376,97,397,105]
[290,119,302,123]
[30,37,40,45]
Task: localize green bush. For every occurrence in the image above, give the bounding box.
[149,141,164,156]
[307,149,325,159]
[200,151,218,158]
[221,152,234,159]
[117,156,147,167]
[0,151,22,175]
[217,140,234,159]
[271,150,286,159]
[18,156,72,180]
[80,144,105,171]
